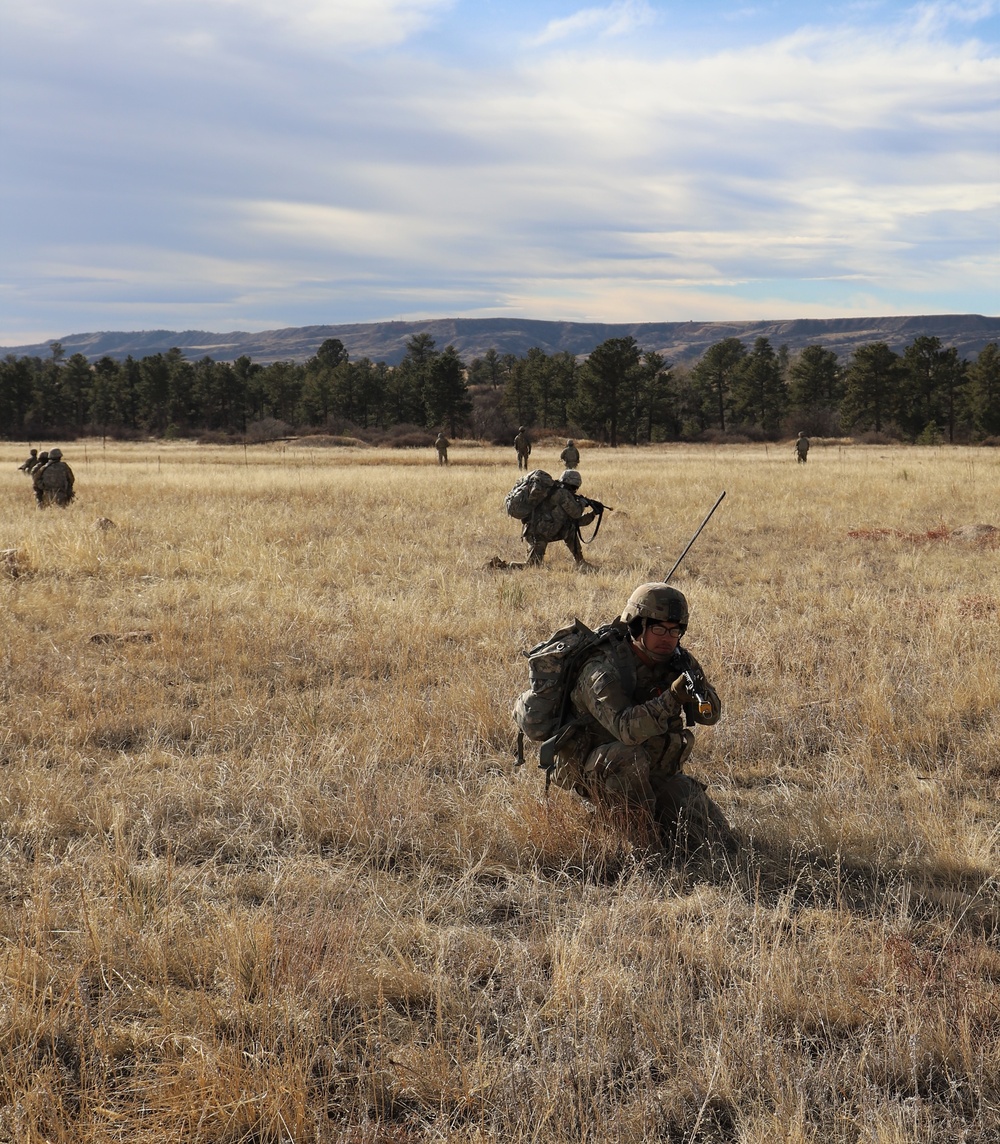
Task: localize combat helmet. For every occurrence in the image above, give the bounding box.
[621,582,688,631]
[566,439,574,445]
[518,425,527,433]
[559,469,582,488]
[49,448,62,460]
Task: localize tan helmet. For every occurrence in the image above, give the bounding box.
[518,425,527,433]
[49,447,62,460]
[566,439,573,446]
[559,469,582,488]
[621,583,688,629]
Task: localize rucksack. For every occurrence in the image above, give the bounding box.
[40,462,68,491]
[512,618,634,773]
[504,469,557,521]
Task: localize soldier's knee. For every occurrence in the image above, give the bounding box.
[584,742,655,807]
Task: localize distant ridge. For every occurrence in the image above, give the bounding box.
[3,315,997,366]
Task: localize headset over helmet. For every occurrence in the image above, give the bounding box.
[621,582,689,631]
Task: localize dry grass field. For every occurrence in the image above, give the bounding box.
[1,438,998,1143]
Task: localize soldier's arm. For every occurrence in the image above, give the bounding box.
[573,657,684,746]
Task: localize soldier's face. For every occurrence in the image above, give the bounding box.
[636,620,682,660]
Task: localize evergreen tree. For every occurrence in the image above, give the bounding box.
[548,351,580,429]
[899,336,965,442]
[691,338,745,432]
[729,337,787,433]
[787,345,842,409]
[522,348,555,427]
[425,344,470,434]
[0,355,35,436]
[575,337,641,446]
[840,342,901,434]
[502,355,535,427]
[90,356,123,432]
[965,343,1000,437]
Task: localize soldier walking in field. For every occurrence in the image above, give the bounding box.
[514,426,531,470]
[33,448,75,507]
[536,582,735,858]
[435,432,449,465]
[795,432,810,463]
[559,439,580,468]
[18,449,38,473]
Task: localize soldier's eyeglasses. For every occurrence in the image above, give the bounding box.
[647,623,682,638]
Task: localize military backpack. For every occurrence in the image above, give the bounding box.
[512,618,634,774]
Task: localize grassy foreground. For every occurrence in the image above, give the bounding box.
[1,438,998,1143]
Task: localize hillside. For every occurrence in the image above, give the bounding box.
[3,314,998,365]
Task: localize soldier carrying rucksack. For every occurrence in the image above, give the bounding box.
[490,469,604,570]
[33,447,75,507]
[513,582,736,861]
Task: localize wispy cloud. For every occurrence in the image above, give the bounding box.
[526,0,656,47]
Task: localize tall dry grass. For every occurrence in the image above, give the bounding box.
[1,438,998,1142]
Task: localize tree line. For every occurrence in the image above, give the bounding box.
[2,331,998,445]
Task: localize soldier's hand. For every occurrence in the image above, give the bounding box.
[670,674,692,703]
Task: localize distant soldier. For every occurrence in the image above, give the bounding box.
[513,426,532,470]
[18,449,38,472]
[435,432,449,465]
[795,432,810,464]
[33,447,75,507]
[30,452,50,504]
[559,439,580,468]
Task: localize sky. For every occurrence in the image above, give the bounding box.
[1,0,998,344]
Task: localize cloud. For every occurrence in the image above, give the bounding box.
[2,1,998,339]
[910,0,1000,33]
[5,0,455,53]
[527,0,656,47]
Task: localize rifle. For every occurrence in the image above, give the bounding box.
[578,496,613,543]
[666,491,726,719]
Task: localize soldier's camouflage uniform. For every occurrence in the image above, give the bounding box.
[553,638,732,852]
[33,459,75,506]
[795,434,810,463]
[559,443,580,467]
[523,485,594,566]
[435,435,449,464]
[514,431,531,470]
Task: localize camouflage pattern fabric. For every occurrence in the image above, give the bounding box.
[435,435,449,464]
[514,431,531,469]
[33,460,75,506]
[553,639,732,854]
[795,435,810,462]
[559,444,580,467]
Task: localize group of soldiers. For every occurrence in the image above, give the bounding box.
[17,447,76,507]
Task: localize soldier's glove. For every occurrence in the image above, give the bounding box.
[670,674,692,703]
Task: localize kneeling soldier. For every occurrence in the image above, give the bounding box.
[552,582,735,858]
